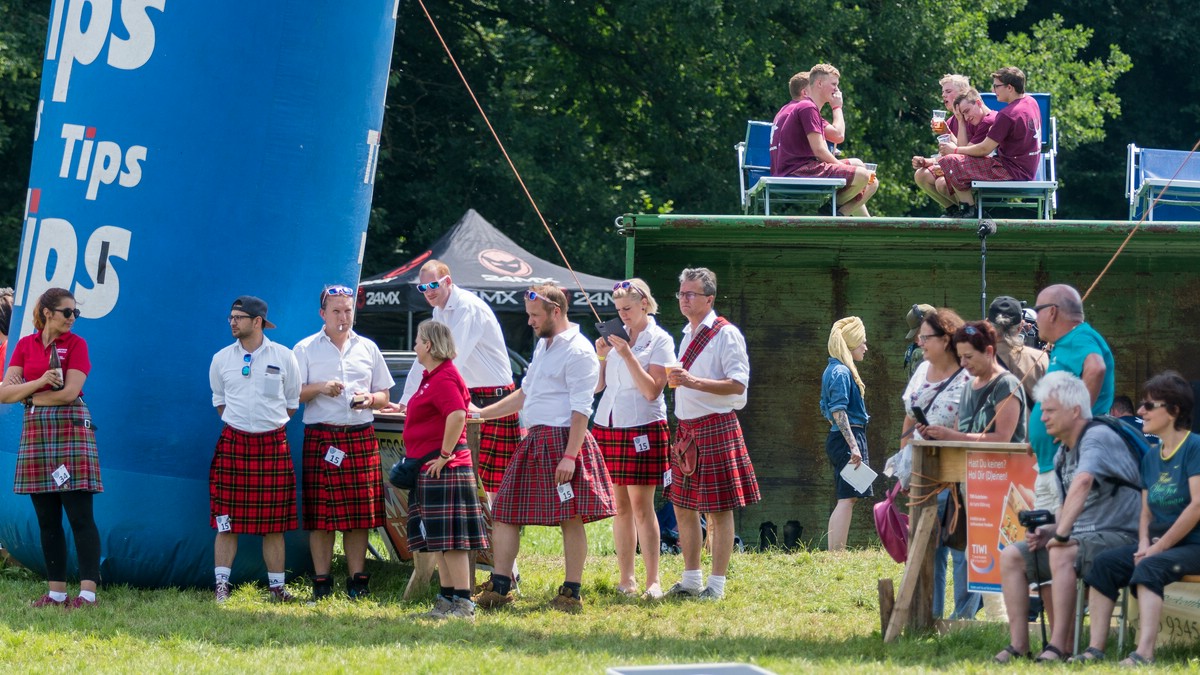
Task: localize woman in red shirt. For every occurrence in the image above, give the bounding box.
[0,288,102,608]
[403,320,489,620]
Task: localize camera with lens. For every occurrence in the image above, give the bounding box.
[1018,509,1055,530]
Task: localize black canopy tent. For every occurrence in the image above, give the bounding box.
[355,209,619,347]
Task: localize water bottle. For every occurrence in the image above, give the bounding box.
[48,347,64,391]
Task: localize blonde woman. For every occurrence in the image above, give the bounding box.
[594,279,675,599]
[820,316,869,551]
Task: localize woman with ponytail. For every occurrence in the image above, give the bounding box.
[819,316,870,551]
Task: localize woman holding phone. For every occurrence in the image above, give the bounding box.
[593,278,675,599]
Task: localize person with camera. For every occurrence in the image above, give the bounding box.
[990,372,1141,663]
[986,296,1047,400]
[403,320,489,621]
[293,285,394,601]
[1077,371,1200,665]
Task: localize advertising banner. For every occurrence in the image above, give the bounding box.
[966,450,1039,593]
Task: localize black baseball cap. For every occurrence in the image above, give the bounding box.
[231,295,276,329]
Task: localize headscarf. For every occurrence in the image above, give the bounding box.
[828,316,867,398]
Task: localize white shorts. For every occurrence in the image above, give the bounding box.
[1034,470,1062,512]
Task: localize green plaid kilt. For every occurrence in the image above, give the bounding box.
[14,399,102,494]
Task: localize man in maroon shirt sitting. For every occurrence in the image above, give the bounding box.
[914,88,998,216]
[769,63,878,217]
[935,67,1042,215]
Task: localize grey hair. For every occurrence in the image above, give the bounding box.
[679,267,717,296]
[1032,371,1093,421]
[417,319,457,361]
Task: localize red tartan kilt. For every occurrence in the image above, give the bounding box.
[492,425,616,526]
[408,465,490,552]
[939,153,1012,191]
[593,421,669,486]
[209,426,298,534]
[667,412,761,512]
[301,424,385,531]
[477,412,522,491]
[786,157,860,182]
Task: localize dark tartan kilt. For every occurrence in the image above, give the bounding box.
[14,399,102,494]
[667,412,761,512]
[593,420,669,486]
[477,413,522,492]
[209,426,297,535]
[940,153,1013,191]
[492,425,616,526]
[408,465,490,552]
[301,424,385,531]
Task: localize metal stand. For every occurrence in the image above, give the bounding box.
[978,220,996,319]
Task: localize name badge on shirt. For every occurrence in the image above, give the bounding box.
[52,464,70,487]
[557,482,575,502]
[663,469,673,488]
[324,445,346,467]
[215,514,232,533]
[633,434,650,454]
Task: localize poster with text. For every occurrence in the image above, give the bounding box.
[966,451,1039,593]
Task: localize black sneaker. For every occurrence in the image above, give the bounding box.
[952,203,975,218]
[312,575,333,602]
[346,573,370,600]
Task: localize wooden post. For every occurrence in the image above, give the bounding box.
[885,508,939,642]
[879,578,895,637]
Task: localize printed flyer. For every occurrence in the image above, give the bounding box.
[965,450,1039,593]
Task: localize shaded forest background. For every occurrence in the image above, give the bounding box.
[1,0,1197,282]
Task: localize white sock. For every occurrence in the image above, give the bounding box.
[511,560,519,580]
[681,569,703,590]
[215,566,231,584]
[268,572,286,589]
[78,590,96,602]
[706,574,726,595]
[48,590,68,602]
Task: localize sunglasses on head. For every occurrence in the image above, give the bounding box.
[416,275,450,293]
[325,285,354,298]
[525,290,563,309]
[613,280,647,299]
[241,353,252,377]
[51,307,81,320]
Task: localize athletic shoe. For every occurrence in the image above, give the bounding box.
[215,581,232,604]
[346,573,370,600]
[664,582,701,598]
[31,594,67,608]
[473,588,514,610]
[445,597,476,621]
[698,587,724,601]
[419,595,454,620]
[547,585,582,614]
[69,596,97,609]
[268,586,296,603]
[311,575,333,602]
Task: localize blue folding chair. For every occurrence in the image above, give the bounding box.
[735,120,845,215]
[1126,144,1200,221]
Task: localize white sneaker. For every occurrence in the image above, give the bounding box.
[445,597,476,621]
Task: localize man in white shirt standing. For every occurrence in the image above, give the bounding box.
[293,285,394,601]
[473,284,615,613]
[665,268,760,601]
[400,260,519,502]
[208,296,302,603]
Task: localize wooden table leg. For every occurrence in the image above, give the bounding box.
[403,551,438,601]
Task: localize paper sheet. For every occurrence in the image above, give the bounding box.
[840,461,878,494]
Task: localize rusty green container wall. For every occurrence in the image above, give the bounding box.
[622,214,1200,548]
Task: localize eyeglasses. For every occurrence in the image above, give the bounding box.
[241,353,252,377]
[228,314,253,324]
[916,333,941,344]
[52,307,81,320]
[1033,303,1058,313]
[1139,401,1169,412]
[675,291,711,301]
[613,280,647,298]
[525,290,563,309]
[416,275,450,293]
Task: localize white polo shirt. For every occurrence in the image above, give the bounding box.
[293,328,394,425]
[521,323,598,427]
[400,285,513,403]
[674,310,750,420]
[594,316,675,428]
[210,336,302,433]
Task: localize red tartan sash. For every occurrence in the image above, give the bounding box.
[680,317,730,370]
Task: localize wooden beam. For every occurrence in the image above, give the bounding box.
[885,508,939,642]
[878,578,895,637]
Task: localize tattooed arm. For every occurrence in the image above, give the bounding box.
[832,409,863,466]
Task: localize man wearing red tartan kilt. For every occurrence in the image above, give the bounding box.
[399,260,520,497]
[665,268,760,601]
[293,285,394,601]
[474,284,615,613]
[208,296,302,603]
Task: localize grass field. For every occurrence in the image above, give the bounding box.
[1,523,1197,673]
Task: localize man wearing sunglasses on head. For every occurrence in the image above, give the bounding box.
[292,285,394,601]
[208,295,302,603]
[473,284,616,613]
[398,260,520,514]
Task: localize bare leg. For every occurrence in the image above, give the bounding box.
[309,530,335,576]
[708,510,735,577]
[490,522,520,578]
[215,532,238,569]
[561,516,586,585]
[826,498,857,551]
[915,168,955,208]
[999,544,1031,657]
[438,550,471,591]
[262,533,286,573]
[1086,587,1116,653]
[611,485,636,590]
[674,506,703,572]
[343,529,369,576]
[1044,544,1078,657]
[628,484,661,589]
[1133,585,1164,661]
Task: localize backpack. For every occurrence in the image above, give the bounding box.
[1056,414,1148,497]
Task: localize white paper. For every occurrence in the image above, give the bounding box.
[557,482,575,502]
[633,435,650,453]
[324,446,346,467]
[663,469,673,487]
[215,515,232,533]
[52,464,70,487]
[839,461,878,495]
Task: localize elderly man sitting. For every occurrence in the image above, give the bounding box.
[994,372,1142,663]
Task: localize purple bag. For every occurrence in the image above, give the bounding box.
[874,482,909,563]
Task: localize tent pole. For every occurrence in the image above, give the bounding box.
[407,311,413,348]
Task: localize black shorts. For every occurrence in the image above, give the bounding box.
[826,426,871,499]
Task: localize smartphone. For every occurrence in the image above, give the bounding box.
[910,407,930,426]
[595,317,630,343]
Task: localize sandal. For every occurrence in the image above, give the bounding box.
[1036,644,1068,662]
[1119,652,1154,666]
[993,644,1031,664]
[1068,646,1106,663]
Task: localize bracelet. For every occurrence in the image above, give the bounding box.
[564,454,577,461]
[598,356,606,361]
[440,451,453,459]
[1053,532,1070,543]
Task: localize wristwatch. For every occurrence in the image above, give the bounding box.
[1053,532,1070,543]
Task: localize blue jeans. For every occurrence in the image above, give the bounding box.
[933,490,982,619]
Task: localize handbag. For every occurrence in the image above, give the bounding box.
[388,449,441,491]
[874,481,910,563]
[671,425,698,477]
[940,484,968,550]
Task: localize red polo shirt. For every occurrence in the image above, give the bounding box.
[9,331,90,397]
[402,359,471,468]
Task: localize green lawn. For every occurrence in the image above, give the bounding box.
[1,524,1197,673]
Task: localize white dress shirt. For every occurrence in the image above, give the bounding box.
[210,336,302,433]
[400,285,513,403]
[594,316,675,428]
[293,328,395,425]
[521,323,599,427]
[674,310,750,420]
